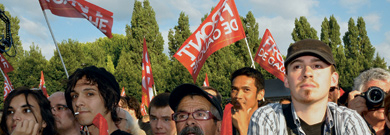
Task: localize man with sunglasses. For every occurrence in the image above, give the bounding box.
[169,84,223,135]
[49,92,83,135]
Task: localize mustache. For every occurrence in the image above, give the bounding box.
[298,79,319,88]
[179,126,204,135]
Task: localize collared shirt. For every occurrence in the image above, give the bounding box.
[248,102,371,135]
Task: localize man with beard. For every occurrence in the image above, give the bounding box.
[248,39,371,134]
[348,68,390,135]
[49,92,83,135]
[169,84,223,135]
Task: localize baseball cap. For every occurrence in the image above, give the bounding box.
[284,39,336,68]
[169,83,223,119]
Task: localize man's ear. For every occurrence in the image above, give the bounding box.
[331,72,339,87]
[257,89,265,101]
[216,121,222,134]
[284,75,290,88]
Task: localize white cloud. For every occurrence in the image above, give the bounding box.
[339,0,369,13]
[19,17,49,40]
[248,0,319,18]
[363,13,381,31]
[376,31,390,66]
[256,16,295,55]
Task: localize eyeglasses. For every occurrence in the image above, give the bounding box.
[172,110,216,122]
[51,104,68,113]
[329,86,339,92]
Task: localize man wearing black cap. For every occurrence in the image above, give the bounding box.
[169,84,223,135]
[65,66,131,135]
[248,39,370,134]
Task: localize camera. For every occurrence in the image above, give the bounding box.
[360,86,386,110]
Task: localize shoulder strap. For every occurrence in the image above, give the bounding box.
[282,104,300,135]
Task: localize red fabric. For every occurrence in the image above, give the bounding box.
[142,38,155,108]
[174,0,245,83]
[221,103,233,135]
[254,29,285,80]
[140,103,147,116]
[339,87,345,97]
[4,73,13,100]
[39,71,49,98]
[203,73,209,86]
[120,87,125,97]
[0,53,14,74]
[38,0,113,38]
[92,113,108,135]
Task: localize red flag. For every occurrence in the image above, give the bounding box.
[39,71,49,98]
[121,87,125,97]
[140,103,148,116]
[38,0,114,38]
[254,29,285,80]
[92,113,108,135]
[4,74,13,100]
[0,53,14,74]
[173,0,245,83]
[142,38,155,108]
[203,73,209,86]
[221,103,233,135]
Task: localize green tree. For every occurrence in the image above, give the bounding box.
[292,16,318,41]
[357,17,375,70]
[372,53,387,69]
[168,12,192,58]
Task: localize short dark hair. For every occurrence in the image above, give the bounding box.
[148,93,170,114]
[201,86,222,104]
[120,95,142,119]
[231,67,265,92]
[65,66,120,122]
[1,87,57,135]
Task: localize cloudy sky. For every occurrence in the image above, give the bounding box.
[2,0,390,66]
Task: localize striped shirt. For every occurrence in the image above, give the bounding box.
[248,102,371,135]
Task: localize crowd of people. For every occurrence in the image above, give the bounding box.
[0,39,390,135]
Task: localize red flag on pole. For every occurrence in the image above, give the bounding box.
[38,0,114,38]
[4,73,13,100]
[173,0,245,83]
[92,113,109,135]
[121,87,125,97]
[39,71,49,98]
[0,53,14,74]
[141,38,155,108]
[254,29,285,80]
[140,103,148,116]
[203,73,209,86]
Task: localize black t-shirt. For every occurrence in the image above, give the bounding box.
[111,130,132,135]
[299,118,324,135]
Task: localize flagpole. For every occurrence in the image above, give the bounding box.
[41,10,69,78]
[244,37,256,68]
[0,68,12,90]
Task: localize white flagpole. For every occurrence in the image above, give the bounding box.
[0,68,12,91]
[41,10,69,78]
[244,37,256,68]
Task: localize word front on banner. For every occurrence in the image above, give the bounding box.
[174,0,245,83]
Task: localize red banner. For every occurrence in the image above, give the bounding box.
[0,53,14,74]
[141,38,155,108]
[4,74,13,100]
[254,29,285,80]
[140,103,147,116]
[38,0,113,38]
[203,73,209,86]
[92,113,108,135]
[121,87,125,97]
[174,0,245,83]
[39,71,49,98]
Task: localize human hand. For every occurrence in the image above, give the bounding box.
[232,100,250,135]
[11,120,39,135]
[348,90,368,115]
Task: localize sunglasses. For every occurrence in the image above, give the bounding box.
[329,86,339,92]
